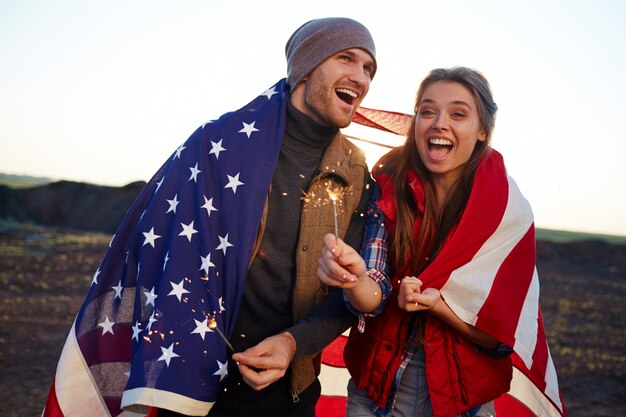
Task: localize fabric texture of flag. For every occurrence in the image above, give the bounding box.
[44,79,289,417]
[317,111,567,417]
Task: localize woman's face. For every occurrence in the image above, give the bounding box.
[414,81,486,189]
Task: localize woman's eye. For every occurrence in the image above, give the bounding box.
[451,112,466,118]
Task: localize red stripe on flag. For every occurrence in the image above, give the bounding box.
[43,378,65,417]
[495,393,538,417]
[77,325,133,365]
[316,395,347,417]
[321,335,348,368]
[353,107,412,136]
[476,226,536,344]
[529,312,550,390]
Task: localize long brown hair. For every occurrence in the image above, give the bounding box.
[380,67,498,275]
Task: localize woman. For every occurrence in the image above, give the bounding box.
[319,67,537,417]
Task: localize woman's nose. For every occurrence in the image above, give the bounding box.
[433,114,449,130]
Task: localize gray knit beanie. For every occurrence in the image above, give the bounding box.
[285,17,377,88]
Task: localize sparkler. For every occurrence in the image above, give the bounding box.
[208,316,234,353]
[327,189,339,244]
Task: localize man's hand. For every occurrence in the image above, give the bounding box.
[231,332,297,391]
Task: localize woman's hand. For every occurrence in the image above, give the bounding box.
[317,233,367,289]
[397,276,441,312]
[398,276,500,349]
[318,233,382,313]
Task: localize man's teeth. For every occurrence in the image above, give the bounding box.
[336,88,358,98]
[430,138,452,146]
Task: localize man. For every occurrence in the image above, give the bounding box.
[44,17,376,417]
[203,18,376,417]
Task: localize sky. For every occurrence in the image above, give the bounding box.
[1,0,625,236]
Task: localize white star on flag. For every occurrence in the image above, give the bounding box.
[218,296,226,312]
[238,121,259,138]
[173,144,186,159]
[168,279,190,302]
[142,227,161,248]
[201,196,218,217]
[213,360,228,381]
[179,221,198,242]
[200,253,215,275]
[201,119,214,129]
[216,234,233,255]
[191,318,213,340]
[261,87,278,99]
[112,281,123,299]
[209,139,226,159]
[163,251,170,271]
[131,321,142,341]
[189,163,201,182]
[155,177,164,192]
[158,343,180,367]
[224,173,244,194]
[98,316,115,335]
[144,287,158,307]
[92,268,101,285]
[166,194,180,214]
[146,311,158,331]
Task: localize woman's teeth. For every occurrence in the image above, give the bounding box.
[429,138,452,146]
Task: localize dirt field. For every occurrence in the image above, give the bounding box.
[1,223,625,417]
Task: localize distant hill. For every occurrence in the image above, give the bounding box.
[0,179,146,234]
[536,228,626,245]
[0,173,54,189]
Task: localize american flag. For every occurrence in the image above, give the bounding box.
[44,79,289,416]
[318,108,568,417]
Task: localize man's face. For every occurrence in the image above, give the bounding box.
[290,48,374,128]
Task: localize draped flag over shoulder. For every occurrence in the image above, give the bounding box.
[44,80,289,417]
[316,109,567,417]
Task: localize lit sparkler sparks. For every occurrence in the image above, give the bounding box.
[208,316,234,353]
[301,180,352,244]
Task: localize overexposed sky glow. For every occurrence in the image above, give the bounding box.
[1,0,625,236]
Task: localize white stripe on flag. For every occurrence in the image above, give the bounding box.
[122,387,212,416]
[442,176,533,324]
[513,267,540,368]
[55,322,110,417]
[509,367,564,417]
[543,351,564,411]
[319,364,350,397]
